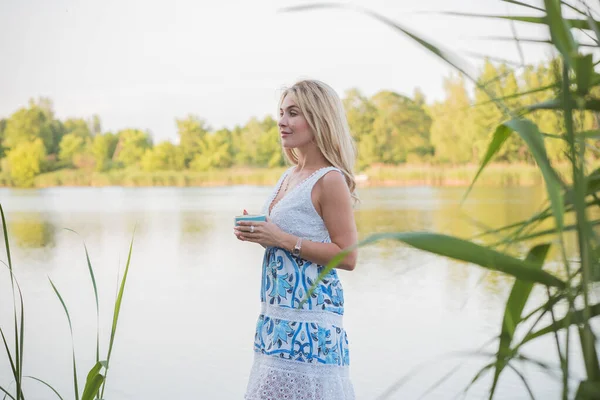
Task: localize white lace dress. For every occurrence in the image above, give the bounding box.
[245,166,355,400]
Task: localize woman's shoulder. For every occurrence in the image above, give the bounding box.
[313,167,350,199]
[319,168,347,188]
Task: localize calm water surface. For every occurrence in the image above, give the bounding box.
[0,185,578,399]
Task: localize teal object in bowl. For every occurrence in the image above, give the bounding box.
[234,214,267,226]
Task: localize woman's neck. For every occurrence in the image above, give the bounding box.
[294,143,330,172]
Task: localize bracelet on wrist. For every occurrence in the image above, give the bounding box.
[292,237,303,257]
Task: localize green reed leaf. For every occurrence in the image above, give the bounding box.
[99,230,135,399]
[65,229,100,364]
[24,376,65,400]
[574,53,595,95]
[575,380,600,399]
[501,0,545,12]
[81,361,106,400]
[504,119,564,230]
[522,303,600,344]
[313,232,565,292]
[490,244,550,397]
[544,0,577,67]
[49,279,79,400]
[0,386,15,400]
[462,124,512,202]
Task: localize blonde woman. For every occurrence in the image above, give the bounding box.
[234,80,358,400]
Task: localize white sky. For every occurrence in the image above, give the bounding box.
[0,0,554,143]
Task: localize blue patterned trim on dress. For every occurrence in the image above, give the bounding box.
[253,313,351,366]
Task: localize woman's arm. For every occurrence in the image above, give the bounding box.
[234,171,358,271]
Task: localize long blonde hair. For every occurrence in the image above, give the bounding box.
[280,80,358,201]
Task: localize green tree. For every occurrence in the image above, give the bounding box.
[113,129,152,168]
[190,129,234,170]
[369,90,432,164]
[257,126,285,167]
[413,87,426,107]
[3,99,56,154]
[141,142,185,172]
[91,133,119,172]
[6,138,46,187]
[343,89,377,169]
[472,60,507,162]
[494,64,525,162]
[176,115,209,167]
[0,118,6,158]
[430,74,476,164]
[63,118,92,139]
[231,117,269,166]
[90,114,102,136]
[521,61,566,163]
[58,133,86,166]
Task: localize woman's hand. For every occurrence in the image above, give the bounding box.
[234,217,289,249]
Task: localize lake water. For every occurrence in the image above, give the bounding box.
[0,185,577,399]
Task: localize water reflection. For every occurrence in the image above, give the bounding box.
[8,214,55,249]
[181,212,213,235]
[0,186,575,398]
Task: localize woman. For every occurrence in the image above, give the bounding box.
[234,79,358,400]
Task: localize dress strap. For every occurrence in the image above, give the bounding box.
[304,166,341,191]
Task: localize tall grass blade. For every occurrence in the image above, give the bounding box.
[442,12,548,24]
[16,283,23,400]
[24,376,64,400]
[462,124,512,202]
[48,279,79,400]
[509,16,525,66]
[574,53,594,95]
[562,56,600,382]
[506,363,536,399]
[522,303,600,344]
[462,363,494,398]
[80,361,106,400]
[500,0,545,12]
[308,232,565,304]
[575,380,600,399]
[416,362,466,400]
[0,387,15,400]
[579,325,600,381]
[0,204,22,400]
[560,0,587,17]
[442,10,596,31]
[375,344,497,400]
[80,375,104,400]
[490,244,550,398]
[491,220,600,245]
[544,0,577,67]
[65,229,100,364]
[99,230,135,399]
[586,13,600,43]
[282,3,478,80]
[504,119,565,229]
[527,98,600,111]
[0,328,16,379]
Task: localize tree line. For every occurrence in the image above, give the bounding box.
[1,59,597,187]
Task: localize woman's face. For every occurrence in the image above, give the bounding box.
[278,94,314,149]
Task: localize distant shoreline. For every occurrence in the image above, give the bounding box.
[0,163,569,189]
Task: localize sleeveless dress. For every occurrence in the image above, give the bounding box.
[244,166,355,400]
